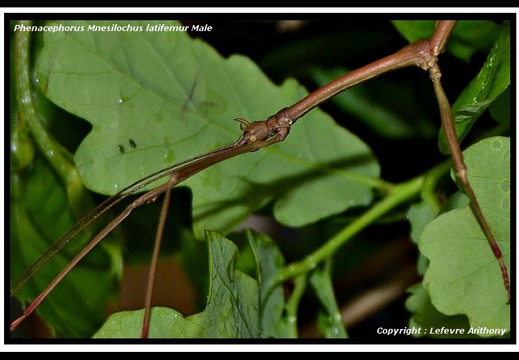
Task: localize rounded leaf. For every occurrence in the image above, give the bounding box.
[419,137,510,334]
[36,20,380,235]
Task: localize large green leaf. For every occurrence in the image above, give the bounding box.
[419,136,510,335]
[36,20,380,236]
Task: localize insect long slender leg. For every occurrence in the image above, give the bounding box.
[140,174,177,338]
[9,187,162,332]
[10,124,277,332]
[429,63,510,302]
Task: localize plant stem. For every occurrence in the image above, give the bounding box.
[283,275,307,338]
[14,20,93,218]
[271,164,440,287]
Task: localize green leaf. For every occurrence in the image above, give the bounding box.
[406,200,438,276]
[438,22,510,154]
[392,20,502,62]
[95,230,260,338]
[392,20,435,43]
[419,136,510,335]
[407,200,438,245]
[36,20,380,236]
[406,284,472,338]
[246,229,287,338]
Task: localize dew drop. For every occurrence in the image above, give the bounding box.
[116,98,123,104]
[287,316,297,325]
[488,55,496,66]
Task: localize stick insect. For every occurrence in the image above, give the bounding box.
[10,19,510,338]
